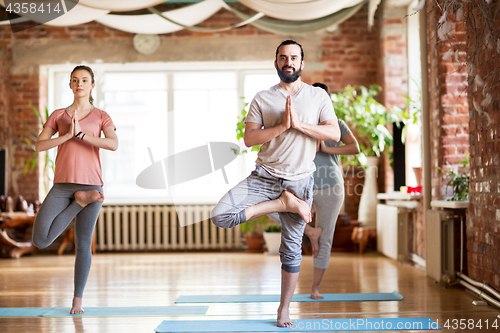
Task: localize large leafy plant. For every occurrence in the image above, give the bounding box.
[19,103,55,193]
[332,85,399,167]
[235,102,261,154]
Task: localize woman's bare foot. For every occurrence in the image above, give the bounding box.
[70,297,84,314]
[311,286,324,300]
[277,306,295,327]
[278,191,312,223]
[304,225,322,257]
[75,190,104,208]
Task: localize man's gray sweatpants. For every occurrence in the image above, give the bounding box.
[211,166,314,273]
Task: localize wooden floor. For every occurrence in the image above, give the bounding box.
[0,251,498,332]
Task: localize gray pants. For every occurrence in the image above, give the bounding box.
[211,166,314,273]
[32,183,103,298]
[270,185,344,269]
[312,185,344,269]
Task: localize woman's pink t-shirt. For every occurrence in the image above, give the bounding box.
[44,107,116,186]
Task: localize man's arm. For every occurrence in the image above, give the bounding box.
[244,121,288,148]
[288,95,340,142]
[293,119,340,142]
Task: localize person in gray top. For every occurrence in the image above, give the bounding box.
[270,82,360,300]
[211,40,340,327]
[305,82,360,299]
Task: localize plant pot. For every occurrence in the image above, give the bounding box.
[357,156,379,227]
[263,232,281,255]
[244,234,265,253]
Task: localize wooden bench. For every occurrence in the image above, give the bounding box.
[0,212,37,258]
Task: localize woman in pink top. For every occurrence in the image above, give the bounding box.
[33,65,118,314]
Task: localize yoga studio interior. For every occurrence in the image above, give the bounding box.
[1,0,499,332]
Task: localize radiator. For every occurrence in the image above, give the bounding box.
[95,204,242,251]
[425,209,457,283]
[376,204,409,261]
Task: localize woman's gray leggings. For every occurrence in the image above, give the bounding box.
[269,185,344,269]
[312,185,344,269]
[32,183,103,298]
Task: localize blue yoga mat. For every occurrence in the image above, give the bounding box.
[0,306,209,317]
[175,291,403,303]
[155,318,440,332]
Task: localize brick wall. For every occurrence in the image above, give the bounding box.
[320,4,379,93]
[0,29,12,196]
[466,2,500,292]
[426,0,469,200]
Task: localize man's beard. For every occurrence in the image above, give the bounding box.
[276,66,302,84]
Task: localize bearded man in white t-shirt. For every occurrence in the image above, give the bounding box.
[211,40,340,327]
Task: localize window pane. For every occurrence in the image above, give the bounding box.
[103,72,167,91]
[101,72,168,201]
[171,71,239,201]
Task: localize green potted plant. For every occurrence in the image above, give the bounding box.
[263,222,281,255]
[240,215,268,253]
[439,153,469,201]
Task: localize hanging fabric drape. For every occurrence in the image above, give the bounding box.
[94,0,225,34]
[368,0,382,29]
[236,0,363,21]
[0,0,379,33]
[147,6,265,33]
[70,0,167,12]
[228,0,366,34]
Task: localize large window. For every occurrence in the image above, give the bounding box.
[45,62,277,203]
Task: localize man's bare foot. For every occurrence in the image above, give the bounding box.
[278,191,312,223]
[70,297,84,314]
[311,286,324,300]
[277,306,295,327]
[75,190,104,208]
[304,225,322,257]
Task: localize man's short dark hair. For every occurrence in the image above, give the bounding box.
[275,40,304,62]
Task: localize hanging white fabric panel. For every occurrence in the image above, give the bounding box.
[236,0,364,21]
[95,0,225,34]
[74,0,167,12]
[368,0,382,29]
[45,5,109,26]
[229,1,365,34]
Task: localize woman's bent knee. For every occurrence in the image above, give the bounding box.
[32,236,51,249]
